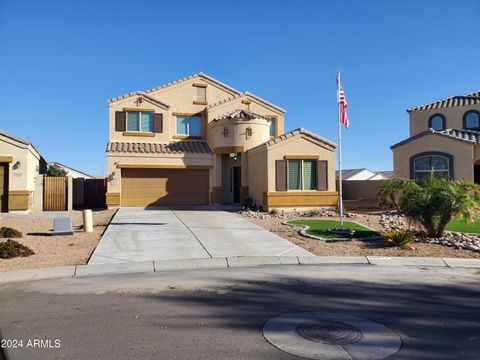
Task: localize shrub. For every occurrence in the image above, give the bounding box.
[46,164,67,177]
[399,175,480,238]
[242,196,257,210]
[270,208,279,215]
[382,229,416,248]
[0,227,22,238]
[0,240,34,259]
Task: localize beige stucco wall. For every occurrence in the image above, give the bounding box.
[266,136,336,192]
[246,149,268,206]
[392,134,474,181]
[207,117,271,152]
[409,103,480,137]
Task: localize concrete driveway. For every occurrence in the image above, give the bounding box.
[88,208,311,264]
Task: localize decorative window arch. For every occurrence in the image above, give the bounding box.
[410,151,454,181]
[428,113,446,131]
[463,110,480,130]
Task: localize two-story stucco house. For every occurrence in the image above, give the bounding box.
[391,91,480,183]
[106,73,338,210]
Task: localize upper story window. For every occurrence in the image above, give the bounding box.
[268,117,276,137]
[126,111,153,132]
[288,160,316,190]
[176,115,201,136]
[413,155,449,182]
[428,114,445,131]
[464,110,480,130]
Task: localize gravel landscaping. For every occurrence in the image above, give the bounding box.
[238,209,480,258]
[0,209,116,271]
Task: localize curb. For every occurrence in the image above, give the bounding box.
[1,256,479,285]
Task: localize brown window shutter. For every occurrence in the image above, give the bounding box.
[153,113,163,133]
[275,160,287,191]
[317,160,328,191]
[115,111,126,132]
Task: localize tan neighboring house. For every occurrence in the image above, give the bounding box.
[0,131,47,213]
[392,91,480,182]
[106,73,338,210]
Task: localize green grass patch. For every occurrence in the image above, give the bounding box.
[446,218,480,233]
[288,219,379,239]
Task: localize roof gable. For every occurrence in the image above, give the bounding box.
[108,72,242,104]
[248,128,336,153]
[208,93,285,114]
[391,128,480,149]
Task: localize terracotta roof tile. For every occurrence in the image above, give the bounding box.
[248,128,336,152]
[213,109,268,121]
[391,128,480,149]
[407,91,480,112]
[106,141,212,154]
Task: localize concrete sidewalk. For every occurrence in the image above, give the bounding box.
[1,256,479,285]
[88,208,311,264]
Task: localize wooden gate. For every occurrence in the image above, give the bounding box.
[84,178,106,209]
[43,176,67,211]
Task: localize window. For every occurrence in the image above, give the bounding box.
[464,110,480,130]
[126,111,153,132]
[413,155,449,182]
[287,160,316,190]
[428,114,445,131]
[196,87,206,102]
[176,115,201,136]
[269,118,276,137]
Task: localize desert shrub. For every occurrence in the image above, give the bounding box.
[242,196,257,210]
[0,240,34,259]
[0,226,22,238]
[270,208,279,215]
[382,229,416,248]
[308,209,322,216]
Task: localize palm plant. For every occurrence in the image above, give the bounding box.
[382,229,416,248]
[378,178,416,211]
[398,174,480,238]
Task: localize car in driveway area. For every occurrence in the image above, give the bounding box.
[88,208,311,265]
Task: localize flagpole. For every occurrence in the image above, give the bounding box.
[337,71,344,229]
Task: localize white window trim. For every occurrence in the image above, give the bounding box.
[287,159,317,191]
[126,111,153,132]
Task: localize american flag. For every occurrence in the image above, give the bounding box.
[337,73,350,128]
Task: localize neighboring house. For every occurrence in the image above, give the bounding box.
[391,91,480,182]
[48,162,95,179]
[106,73,338,210]
[0,131,47,213]
[336,168,392,181]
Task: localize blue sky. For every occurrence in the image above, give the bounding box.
[1,0,479,176]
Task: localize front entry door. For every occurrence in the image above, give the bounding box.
[0,163,8,212]
[233,167,241,203]
[474,165,480,184]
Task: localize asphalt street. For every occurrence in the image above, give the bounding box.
[0,264,479,359]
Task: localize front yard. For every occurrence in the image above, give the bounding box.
[287,219,379,239]
[446,218,480,233]
[238,210,480,259]
[0,209,116,271]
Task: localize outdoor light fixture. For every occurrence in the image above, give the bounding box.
[12,161,21,170]
[222,127,229,138]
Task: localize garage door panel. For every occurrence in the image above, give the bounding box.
[121,168,209,207]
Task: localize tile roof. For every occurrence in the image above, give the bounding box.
[108,72,242,103]
[207,93,286,114]
[106,141,212,154]
[213,109,268,121]
[391,128,480,149]
[248,128,336,152]
[407,91,480,112]
[335,168,369,180]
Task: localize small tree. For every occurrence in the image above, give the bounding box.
[378,178,416,211]
[47,164,67,177]
[398,175,480,238]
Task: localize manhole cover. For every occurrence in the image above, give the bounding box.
[263,311,401,360]
[296,319,363,345]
